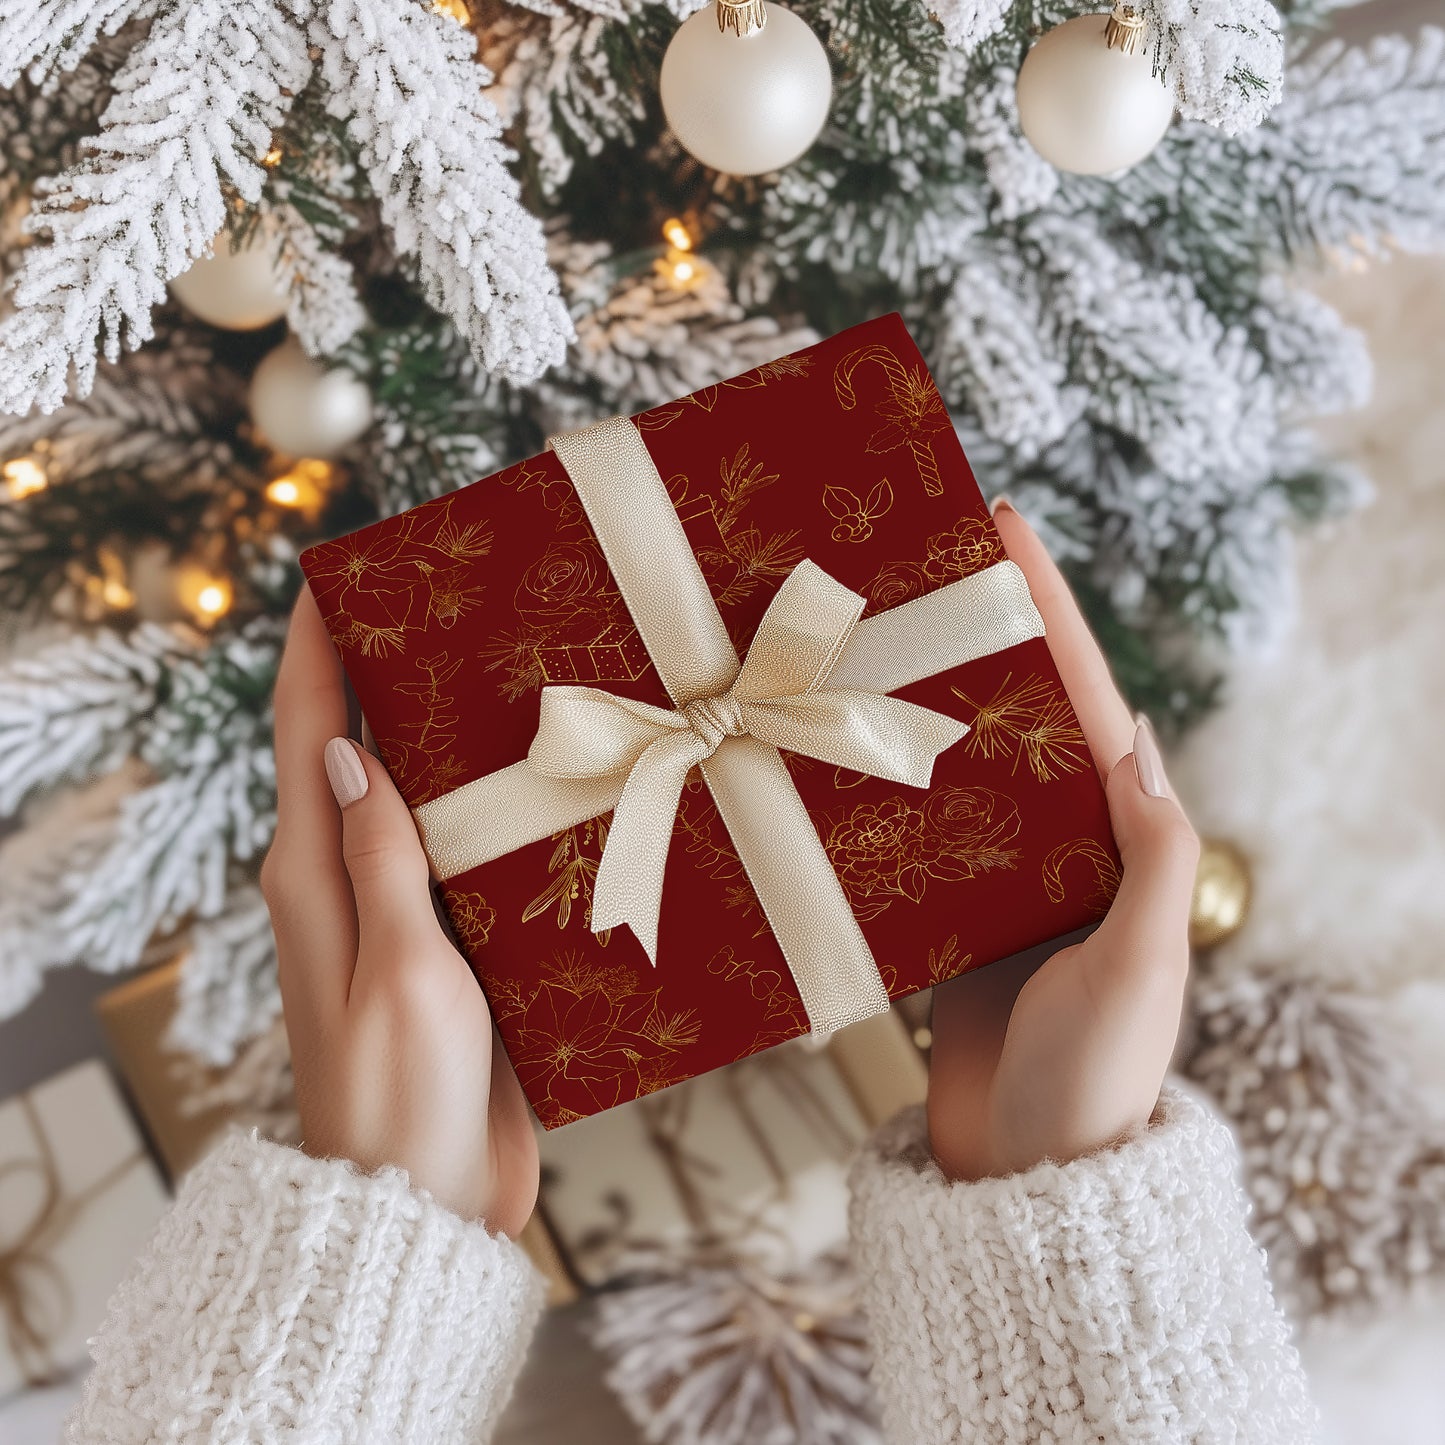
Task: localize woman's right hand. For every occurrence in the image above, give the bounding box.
[926,500,1199,1183]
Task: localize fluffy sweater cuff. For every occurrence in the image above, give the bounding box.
[847,1085,1318,1445]
[67,1131,544,1445]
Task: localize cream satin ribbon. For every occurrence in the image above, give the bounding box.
[413,415,1047,1036]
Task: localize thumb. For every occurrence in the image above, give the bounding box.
[324,736,442,952]
[1092,718,1200,974]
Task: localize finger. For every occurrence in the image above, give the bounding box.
[1089,720,1199,990]
[265,588,357,1018]
[323,737,452,988]
[992,498,1135,778]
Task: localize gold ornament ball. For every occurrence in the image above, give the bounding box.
[1189,838,1252,950]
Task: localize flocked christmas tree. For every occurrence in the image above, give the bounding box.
[1,0,1445,1339]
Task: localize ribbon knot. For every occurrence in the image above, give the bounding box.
[682,692,746,753]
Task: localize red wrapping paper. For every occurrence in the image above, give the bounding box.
[301,314,1119,1127]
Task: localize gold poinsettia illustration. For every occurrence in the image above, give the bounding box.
[824,786,1022,918]
[1042,838,1121,915]
[834,345,951,498]
[952,672,1089,783]
[500,951,703,1123]
[522,819,613,944]
[307,495,494,657]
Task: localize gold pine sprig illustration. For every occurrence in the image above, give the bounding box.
[952,672,1088,783]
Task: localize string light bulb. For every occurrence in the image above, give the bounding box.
[432,0,471,22]
[264,457,333,520]
[662,217,693,252]
[669,255,697,286]
[262,146,284,168]
[175,565,235,626]
[3,457,48,500]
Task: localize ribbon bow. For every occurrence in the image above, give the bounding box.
[526,560,969,963]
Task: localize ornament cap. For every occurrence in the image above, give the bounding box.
[1104,4,1148,55]
[717,0,767,36]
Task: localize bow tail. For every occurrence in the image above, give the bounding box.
[590,732,711,963]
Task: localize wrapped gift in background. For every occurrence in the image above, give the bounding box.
[540,1010,926,1287]
[0,1061,168,1397]
[302,313,1119,1127]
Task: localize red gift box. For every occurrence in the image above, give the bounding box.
[301,314,1119,1128]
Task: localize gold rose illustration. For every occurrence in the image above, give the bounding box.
[865,515,1005,611]
[825,786,1022,919]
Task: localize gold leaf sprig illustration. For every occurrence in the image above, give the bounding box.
[522,818,613,945]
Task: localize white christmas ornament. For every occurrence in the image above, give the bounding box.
[1015,6,1175,176]
[170,232,289,331]
[248,338,373,459]
[660,0,833,177]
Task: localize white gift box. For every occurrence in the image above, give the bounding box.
[537,1011,927,1285]
[0,1060,168,1398]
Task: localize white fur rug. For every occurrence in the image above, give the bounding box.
[1173,252,1445,1440]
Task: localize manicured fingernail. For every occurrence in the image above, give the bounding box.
[1132,715,1168,799]
[989,494,1014,517]
[324,736,369,809]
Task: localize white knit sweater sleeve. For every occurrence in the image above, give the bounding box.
[847,1085,1319,1445]
[66,1131,545,1445]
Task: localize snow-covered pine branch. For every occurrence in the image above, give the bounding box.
[1267,26,1445,261]
[54,621,281,972]
[1144,0,1282,133]
[0,0,155,89]
[0,327,242,485]
[300,0,572,383]
[0,623,197,815]
[489,10,650,197]
[168,881,281,1066]
[0,0,311,415]
[545,233,817,425]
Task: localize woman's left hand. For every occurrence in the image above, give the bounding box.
[262,586,539,1234]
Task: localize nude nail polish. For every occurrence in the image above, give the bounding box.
[324,736,369,809]
[1132,715,1168,799]
[989,494,1015,517]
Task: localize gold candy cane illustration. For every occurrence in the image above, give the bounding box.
[834,345,950,498]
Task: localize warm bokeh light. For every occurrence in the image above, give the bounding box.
[662,217,693,252]
[175,566,235,626]
[3,457,48,499]
[432,0,471,22]
[264,458,332,518]
[101,577,136,610]
[262,146,284,168]
[670,256,697,286]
